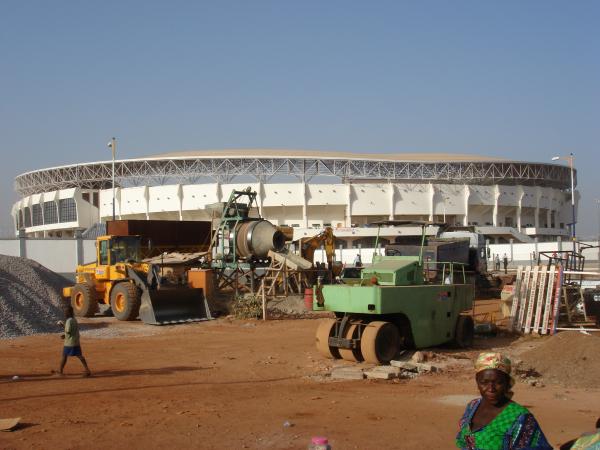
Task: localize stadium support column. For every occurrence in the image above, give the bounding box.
[302,179,308,227]
[493,185,500,227]
[388,181,395,220]
[258,179,265,217]
[428,183,435,221]
[345,183,352,227]
[144,185,150,220]
[463,185,470,226]
[177,184,183,221]
[534,186,542,229]
[546,190,552,228]
[516,187,524,231]
[216,181,222,203]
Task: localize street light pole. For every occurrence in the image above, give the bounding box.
[597,199,600,268]
[552,153,577,260]
[568,152,576,256]
[108,137,116,221]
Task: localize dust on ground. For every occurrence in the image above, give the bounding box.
[1,259,599,448]
[517,332,600,388]
[1,317,599,450]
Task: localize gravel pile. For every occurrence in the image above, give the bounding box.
[0,254,70,339]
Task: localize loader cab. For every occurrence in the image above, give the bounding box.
[97,235,142,265]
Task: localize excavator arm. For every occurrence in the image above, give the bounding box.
[301,227,334,266]
[300,227,341,281]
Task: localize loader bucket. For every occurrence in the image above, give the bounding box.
[138,287,212,325]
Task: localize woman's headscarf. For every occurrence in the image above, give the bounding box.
[475,352,515,387]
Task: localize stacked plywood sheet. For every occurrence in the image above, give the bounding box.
[509,265,564,335]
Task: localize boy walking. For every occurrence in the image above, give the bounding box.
[59,305,91,376]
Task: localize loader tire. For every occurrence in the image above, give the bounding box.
[71,283,98,317]
[110,282,141,321]
[454,315,474,348]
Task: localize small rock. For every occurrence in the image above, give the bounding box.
[12,375,20,381]
[411,351,425,363]
[283,420,293,428]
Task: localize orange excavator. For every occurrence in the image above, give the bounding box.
[300,227,343,283]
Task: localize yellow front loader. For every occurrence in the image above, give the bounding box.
[63,235,211,325]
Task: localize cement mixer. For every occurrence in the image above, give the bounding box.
[209,188,286,293]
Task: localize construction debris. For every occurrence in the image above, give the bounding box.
[364,366,401,380]
[330,366,365,380]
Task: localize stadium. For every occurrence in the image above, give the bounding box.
[12,149,575,244]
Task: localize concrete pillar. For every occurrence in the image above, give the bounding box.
[509,238,514,261]
[345,183,352,227]
[516,188,524,231]
[302,180,308,227]
[557,236,562,252]
[177,184,183,221]
[493,185,500,227]
[428,183,435,221]
[144,186,150,220]
[388,181,395,220]
[534,186,542,229]
[75,229,84,265]
[463,185,470,226]
[216,182,222,203]
[257,179,265,218]
[18,229,26,258]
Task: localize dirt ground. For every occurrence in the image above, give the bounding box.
[1,316,599,450]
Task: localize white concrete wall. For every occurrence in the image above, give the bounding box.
[0,240,20,256]
[120,186,148,216]
[27,239,79,273]
[1,238,598,276]
[488,241,598,263]
[14,182,573,239]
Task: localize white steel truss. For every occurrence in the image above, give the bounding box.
[15,157,574,196]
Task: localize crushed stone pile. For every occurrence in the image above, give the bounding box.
[517,331,600,388]
[0,254,70,339]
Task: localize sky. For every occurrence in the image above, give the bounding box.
[1,0,598,238]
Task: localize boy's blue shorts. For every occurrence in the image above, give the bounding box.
[63,346,82,357]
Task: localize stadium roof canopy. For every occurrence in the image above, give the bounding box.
[15,149,574,196]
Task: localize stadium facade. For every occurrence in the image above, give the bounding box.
[12,149,576,244]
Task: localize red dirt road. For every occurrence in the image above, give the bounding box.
[0,318,598,449]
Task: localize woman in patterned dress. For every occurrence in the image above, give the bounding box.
[456,352,552,449]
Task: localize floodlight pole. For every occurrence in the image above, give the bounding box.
[567,153,576,257]
[552,153,577,261]
[109,137,117,221]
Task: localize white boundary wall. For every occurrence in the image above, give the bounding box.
[0,238,96,274]
[1,238,598,274]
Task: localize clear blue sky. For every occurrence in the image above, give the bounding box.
[1,0,598,238]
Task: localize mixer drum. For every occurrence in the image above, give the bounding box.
[235,220,286,258]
